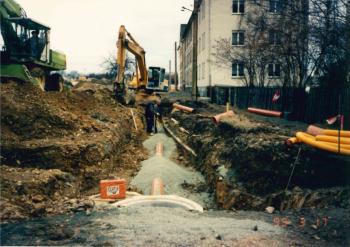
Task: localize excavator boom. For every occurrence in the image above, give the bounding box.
[114,25,167,104]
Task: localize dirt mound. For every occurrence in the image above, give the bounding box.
[165,100,350,211]
[0,81,147,222]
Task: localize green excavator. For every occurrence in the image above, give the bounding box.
[0,0,66,91]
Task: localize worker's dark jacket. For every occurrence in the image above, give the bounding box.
[145,103,160,133]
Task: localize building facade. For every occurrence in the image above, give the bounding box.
[179,0,309,96]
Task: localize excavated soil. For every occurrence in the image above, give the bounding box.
[164,100,350,211]
[160,99,350,245]
[1,89,349,246]
[0,81,147,223]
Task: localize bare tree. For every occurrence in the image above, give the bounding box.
[102,52,135,80]
[307,0,349,87]
[212,0,349,88]
[212,7,271,87]
[102,53,118,79]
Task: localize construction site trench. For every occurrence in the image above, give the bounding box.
[1,82,350,246]
[161,99,350,211]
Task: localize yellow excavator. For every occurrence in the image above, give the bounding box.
[114,25,168,105]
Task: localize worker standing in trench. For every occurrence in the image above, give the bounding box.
[145,96,162,135]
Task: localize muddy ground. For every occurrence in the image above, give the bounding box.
[0,81,147,222]
[162,97,350,245]
[1,85,350,246]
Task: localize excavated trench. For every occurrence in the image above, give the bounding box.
[130,127,214,208]
[2,116,349,246]
[161,100,350,211]
[1,93,350,246]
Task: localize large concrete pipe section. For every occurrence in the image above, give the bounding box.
[212,110,235,124]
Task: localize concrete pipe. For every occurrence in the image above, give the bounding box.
[151,177,165,195]
[155,142,164,156]
[173,103,195,113]
[212,110,235,124]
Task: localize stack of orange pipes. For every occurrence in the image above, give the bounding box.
[287,125,350,156]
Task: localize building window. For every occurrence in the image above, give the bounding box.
[269,30,281,45]
[202,1,205,20]
[198,37,201,52]
[202,62,205,79]
[198,64,201,79]
[268,63,281,77]
[232,0,245,14]
[232,62,244,77]
[202,32,205,50]
[269,0,282,13]
[232,31,245,46]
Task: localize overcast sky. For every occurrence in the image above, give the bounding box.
[15,0,193,73]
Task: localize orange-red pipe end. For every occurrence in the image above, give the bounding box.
[155,142,164,156]
[151,177,165,195]
[212,110,235,124]
[173,103,195,113]
[247,107,282,117]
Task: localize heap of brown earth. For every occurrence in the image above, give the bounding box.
[165,100,350,211]
[0,81,147,223]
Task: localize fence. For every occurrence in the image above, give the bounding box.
[208,86,350,129]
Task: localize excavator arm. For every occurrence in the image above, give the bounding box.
[114,25,166,105]
[115,25,148,103]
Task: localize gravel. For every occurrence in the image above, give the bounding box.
[130,130,213,207]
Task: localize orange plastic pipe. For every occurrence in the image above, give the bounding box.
[151,177,165,195]
[316,135,350,145]
[212,110,235,124]
[155,142,164,156]
[286,137,300,146]
[306,125,350,138]
[323,130,350,138]
[296,132,350,155]
[247,107,282,117]
[317,141,350,150]
[173,103,195,113]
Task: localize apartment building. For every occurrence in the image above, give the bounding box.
[179,0,308,96]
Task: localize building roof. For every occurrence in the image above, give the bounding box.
[179,0,202,41]
[180,24,187,39]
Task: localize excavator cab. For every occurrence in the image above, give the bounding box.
[1,0,66,91]
[1,17,51,63]
[147,67,166,91]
